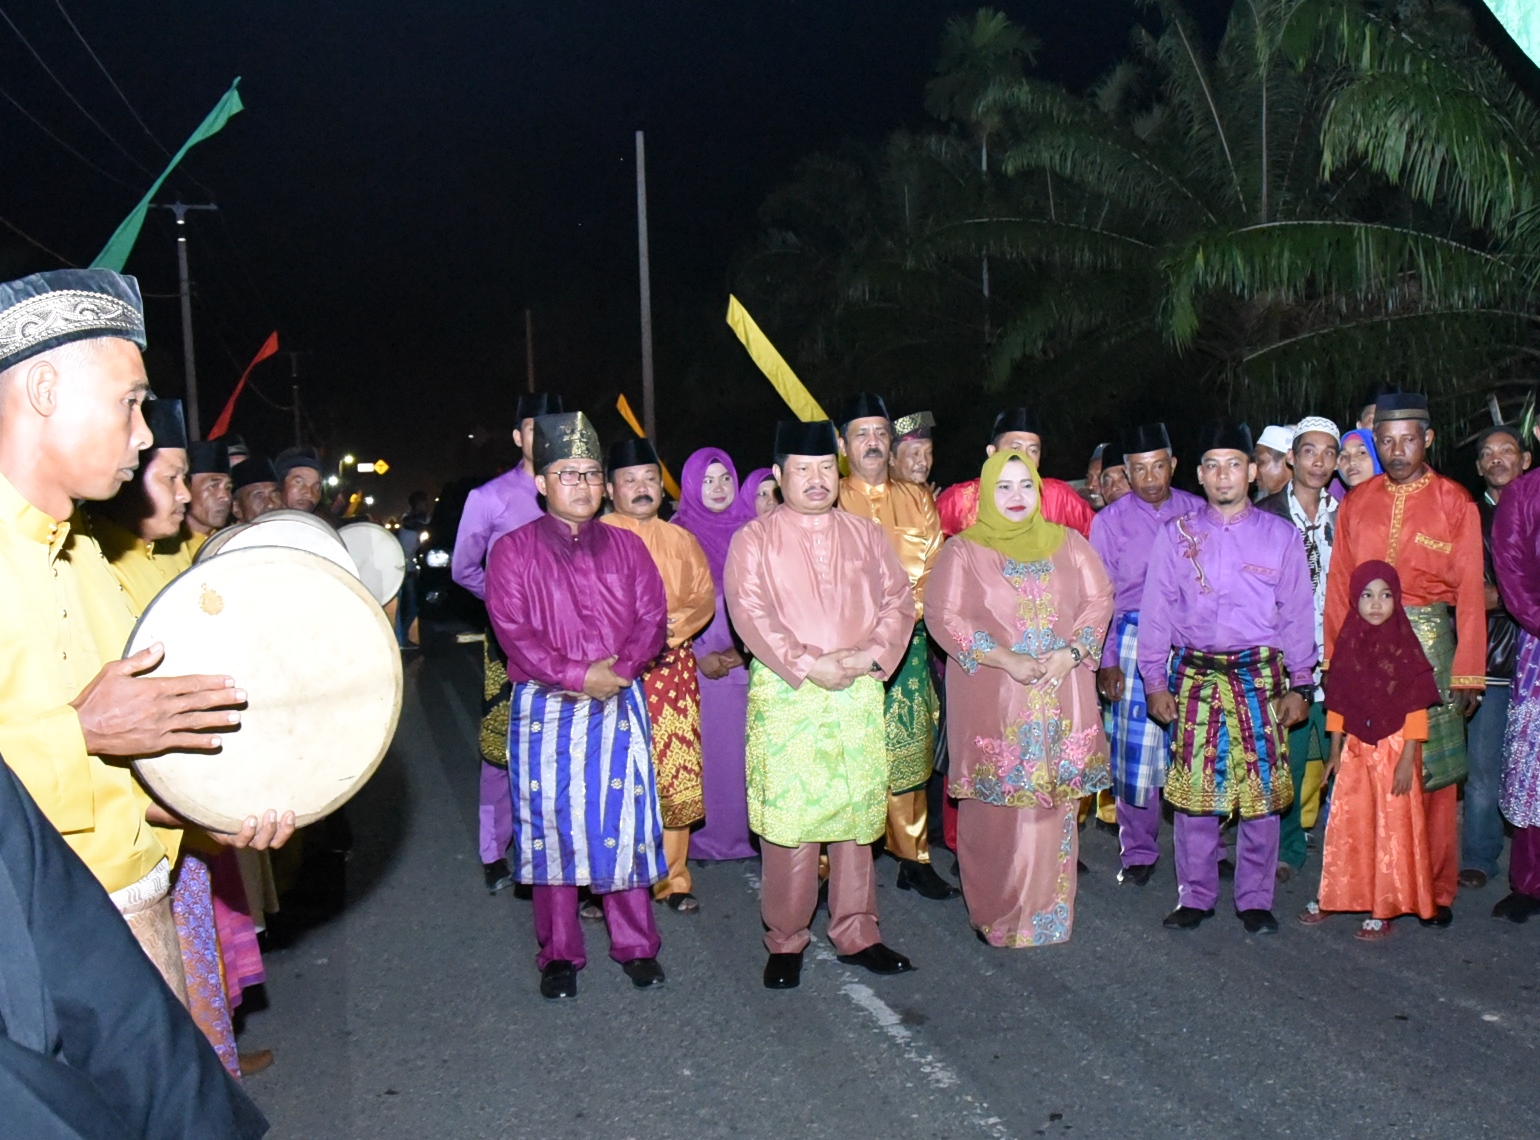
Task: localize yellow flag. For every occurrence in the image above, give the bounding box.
[614,394,682,501]
[725,295,828,422]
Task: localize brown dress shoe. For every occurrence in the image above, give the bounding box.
[239,1049,274,1077]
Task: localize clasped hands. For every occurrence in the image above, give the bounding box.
[806,649,879,691]
[1144,688,1309,730]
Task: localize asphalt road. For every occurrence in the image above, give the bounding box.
[243,631,1540,1139]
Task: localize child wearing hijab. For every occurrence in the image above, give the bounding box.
[1300,561,1443,939]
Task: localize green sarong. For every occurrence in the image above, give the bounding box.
[1406,603,1467,791]
[885,624,939,794]
[745,662,887,846]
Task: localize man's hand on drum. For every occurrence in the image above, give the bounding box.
[145,801,297,850]
[71,643,244,757]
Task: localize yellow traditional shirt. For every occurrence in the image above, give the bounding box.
[838,475,943,618]
[600,513,715,649]
[0,475,167,893]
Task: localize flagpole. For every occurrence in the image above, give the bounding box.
[635,130,656,442]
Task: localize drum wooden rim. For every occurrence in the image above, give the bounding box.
[338,521,407,605]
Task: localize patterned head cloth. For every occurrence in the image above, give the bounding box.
[0,268,146,373]
[892,410,935,442]
[532,411,601,471]
[1292,415,1341,444]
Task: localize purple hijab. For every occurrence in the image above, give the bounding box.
[673,448,756,589]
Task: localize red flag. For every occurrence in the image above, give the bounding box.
[208,331,279,439]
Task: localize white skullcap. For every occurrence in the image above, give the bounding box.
[1256,424,1296,453]
[1292,415,1341,444]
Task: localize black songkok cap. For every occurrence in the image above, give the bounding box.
[532,411,601,470]
[231,455,277,491]
[773,419,839,460]
[274,446,322,480]
[143,397,188,452]
[606,436,660,476]
[188,440,230,475]
[516,392,564,424]
[1374,391,1430,424]
[990,407,1042,441]
[222,432,250,461]
[838,391,891,431]
[1195,418,1254,457]
[1123,422,1172,457]
[1358,380,1393,413]
[893,411,935,442]
[0,268,146,373]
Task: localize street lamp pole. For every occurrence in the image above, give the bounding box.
[153,199,218,438]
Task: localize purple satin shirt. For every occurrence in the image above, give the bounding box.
[1136,502,1318,694]
[1088,487,1205,667]
[451,466,543,600]
[486,514,668,693]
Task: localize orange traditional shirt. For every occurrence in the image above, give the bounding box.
[600,513,715,649]
[837,474,942,618]
[1325,471,1486,689]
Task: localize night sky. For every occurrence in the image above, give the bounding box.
[1,1,1157,508]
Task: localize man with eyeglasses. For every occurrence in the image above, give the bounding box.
[484,412,670,1001]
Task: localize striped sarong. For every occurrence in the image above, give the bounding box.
[479,634,511,767]
[1102,612,1170,807]
[642,642,705,829]
[1405,603,1468,791]
[507,679,666,891]
[885,624,939,794]
[1165,646,1292,820]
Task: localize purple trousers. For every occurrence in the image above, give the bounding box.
[531,885,660,971]
[1116,796,1162,868]
[478,761,513,864]
[1175,813,1279,912]
[1512,827,1540,897]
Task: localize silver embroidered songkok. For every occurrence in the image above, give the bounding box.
[0,269,146,373]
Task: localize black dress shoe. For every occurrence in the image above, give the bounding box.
[539,960,578,1000]
[1239,908,1279,934]
[1076,860,1089,874]
[836,942,915,975]
[896,860,961,900]
[1418,905,1454,928]
[621,957,666,988]
[763,951,803,989]
[1162,906,1215,930]
[1492,891,1540,923]
[1118,863,1155,886]
[1217,858,1236,879]
[484,859,515,894]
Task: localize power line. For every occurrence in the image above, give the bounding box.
[0,0,152,174]
[0,211,76,265]
[49,0,168,155]
[0,82,138,188]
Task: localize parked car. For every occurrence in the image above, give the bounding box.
[417,475,488,626]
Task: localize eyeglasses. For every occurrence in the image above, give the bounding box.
[552,468,605,486]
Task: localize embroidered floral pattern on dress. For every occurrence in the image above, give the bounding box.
[982,808,1077,947]
[954,629,997,674]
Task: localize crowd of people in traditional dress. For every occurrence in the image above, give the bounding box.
[460,382,1540,998]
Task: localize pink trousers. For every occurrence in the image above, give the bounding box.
[760,840,880,956]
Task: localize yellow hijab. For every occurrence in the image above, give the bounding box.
[959,449,1066,562]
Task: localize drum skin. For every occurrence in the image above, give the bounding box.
[196,509,358,577]
[338,522,406,605]
[128,546,403,833]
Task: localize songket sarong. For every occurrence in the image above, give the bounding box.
[480,635,512,767]
[884,624,939,794]
[1406,603,1468,791]
[171,852,239,1078]
[642,642,706,829]
[507,679,667,892]
[1165,646,1292,819]
[1501,629,1540,827]
[1102,612,1169,807]
[745,662,887,846]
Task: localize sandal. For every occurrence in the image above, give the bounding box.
[1297,900,1329,926]
[579,900,604,921]
[663,892,700,914]
[1355,918,1391,942]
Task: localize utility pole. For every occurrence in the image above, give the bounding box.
[635,130,656,441]
[524,307,535,393]
[153,199,218,438]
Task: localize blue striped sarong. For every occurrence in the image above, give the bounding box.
[508,679,667,892]
[1102,612,1170,808]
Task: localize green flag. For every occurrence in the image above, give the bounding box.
[91,78,245,271]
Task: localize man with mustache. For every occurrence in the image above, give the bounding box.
[485,412,669,1000]
[274,446,324,515]
[600,437,716,913]
[727,419,917,989]
[935,408,1095,538]
[1326,392,1486,925]
[837,393,956,901]
[230,455,278,523]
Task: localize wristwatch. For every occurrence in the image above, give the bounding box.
[1068,645,1084,666]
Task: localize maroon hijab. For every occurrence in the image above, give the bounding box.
[1324,560,1443,744]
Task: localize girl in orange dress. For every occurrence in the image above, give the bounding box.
[1300,561,1443,940]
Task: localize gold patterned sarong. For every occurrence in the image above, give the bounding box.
[480,636,511,767]
[643,643,706,829]
[885,624,939,793]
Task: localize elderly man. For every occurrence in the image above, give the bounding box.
[837,393,955,901]
[727,420,917,990]
[274,446,323,514]
[1326,392,1485,925]
[1252,424,1295,500]
[1461,425,1530,889]
[1090,423,1204,884]
[890,410,936,486]
[454,391,563,894]
[230,455,277,523]
[601,436,716,912]
[183,439,233,558]
[485,412,669,1000]
[936,408,1094,538]
[1140,419,1316,933]
[1258,415,1341,880]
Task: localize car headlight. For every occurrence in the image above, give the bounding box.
[424,548,451,569]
